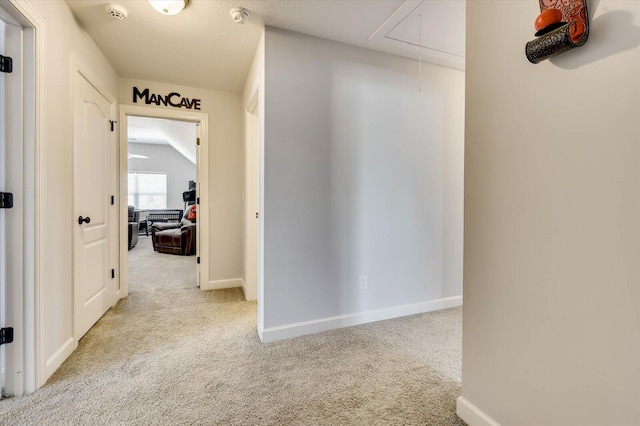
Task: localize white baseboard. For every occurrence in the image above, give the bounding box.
[260,295,462,343]
[257,323,264,340]
[456,396,502,426]
[45,337,74,380]
[201,277,244,291]
[241,279,257,301]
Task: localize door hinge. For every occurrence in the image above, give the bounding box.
[110,120,117,132]
[0,55,12,73]
[0,328,14,345]
[197,257,201,264]
[256,212,259,219]
[196,197,200,204]
[111,269,115,279]
[111,195,115,205]
[0,192,14,209]
[196,138,200,146]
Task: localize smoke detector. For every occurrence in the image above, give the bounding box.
[230,7,250,24]
[105,3,128,20]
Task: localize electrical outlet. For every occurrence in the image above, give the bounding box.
[359,275,368,290]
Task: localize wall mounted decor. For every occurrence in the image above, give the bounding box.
[526,0,589,64]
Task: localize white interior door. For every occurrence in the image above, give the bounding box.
[0,11,8,396]
[245,111,259,301]
[74,72,115,341]
[243,89,260,303]
[0,8,24,397]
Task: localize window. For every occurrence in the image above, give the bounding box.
[128,172,167,209]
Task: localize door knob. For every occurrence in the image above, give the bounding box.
[78,216,91,225]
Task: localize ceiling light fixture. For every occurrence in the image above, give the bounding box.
[148,0,189,16]
[128,153,149,160]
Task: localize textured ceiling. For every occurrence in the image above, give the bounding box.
[65,0,465,93]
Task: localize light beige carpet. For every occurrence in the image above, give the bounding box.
[128,236,198,292]
[0,237,465,425]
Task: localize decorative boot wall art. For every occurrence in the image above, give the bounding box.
[526,0,590,64]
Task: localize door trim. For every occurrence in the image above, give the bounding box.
[118,105,210,298]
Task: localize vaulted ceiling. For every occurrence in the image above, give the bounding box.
[128,116,197,164]
[65,0,465,93]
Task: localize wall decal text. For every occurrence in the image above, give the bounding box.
[133,87,201,110]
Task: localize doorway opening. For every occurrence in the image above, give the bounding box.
[126,116,199,292]
[118,105,209,299]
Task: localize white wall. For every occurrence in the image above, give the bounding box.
[20,0,120,381]
[459,1,640,425]
[128,142,195,210]
[262,28,464,337]
[120,79,244,285]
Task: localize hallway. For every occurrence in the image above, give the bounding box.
[0,238,464,425]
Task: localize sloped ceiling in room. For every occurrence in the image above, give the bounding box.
[65,0,466,93]
[128,116,197,164]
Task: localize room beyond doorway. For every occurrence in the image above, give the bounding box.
[126,116,198,291]
[118,105,210,299]
[128,237,196,292]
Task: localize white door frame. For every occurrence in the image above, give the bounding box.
[0,0,45,394]
[118,105,209,296]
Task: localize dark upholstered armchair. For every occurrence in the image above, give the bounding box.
[128,206,139,250]
[151,218,196,255]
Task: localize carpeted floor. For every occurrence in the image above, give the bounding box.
[128,236,198,292]
[0,236,465,425]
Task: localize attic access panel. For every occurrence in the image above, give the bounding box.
[369,0,466,70]
[385,1,465,57]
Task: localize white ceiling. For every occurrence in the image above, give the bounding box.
[376,1,465,64]
[128,116,197,164]
[65,0,465,93]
